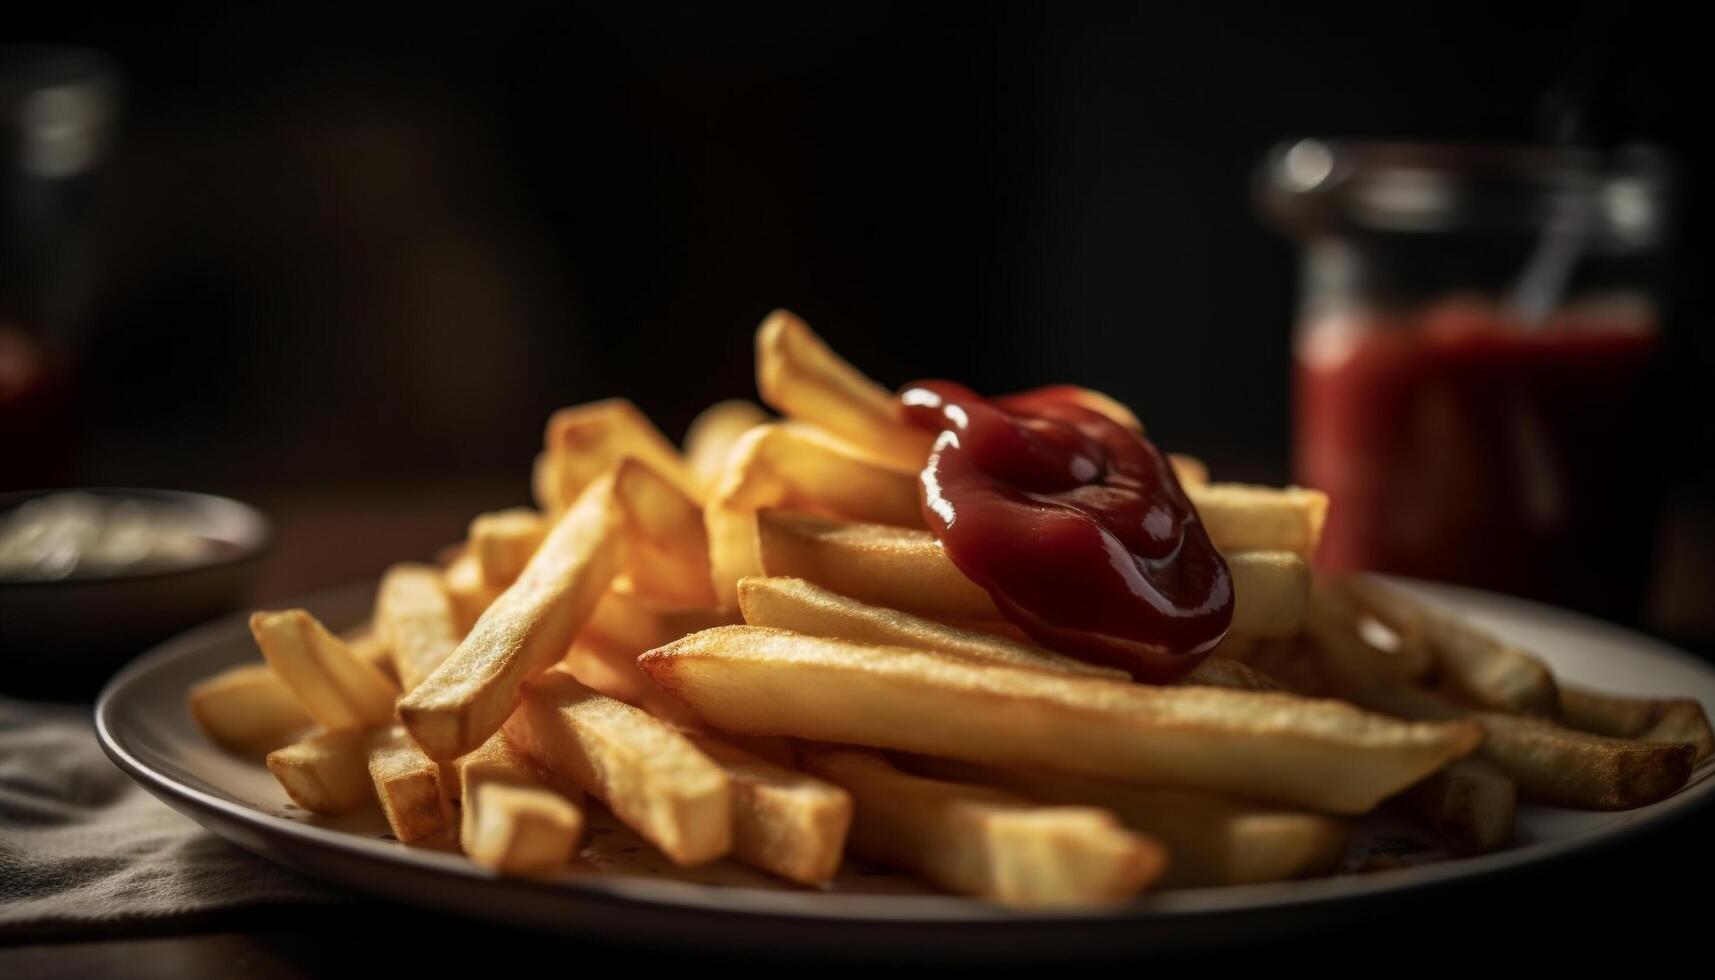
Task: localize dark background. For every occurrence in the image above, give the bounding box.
[6,1,1711,626]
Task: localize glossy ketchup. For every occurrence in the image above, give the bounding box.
[898,380,1231,682]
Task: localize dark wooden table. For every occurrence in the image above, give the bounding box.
[6,485,1712,975]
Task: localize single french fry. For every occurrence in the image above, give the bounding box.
[1185,483,1328,558]
[688,734,852,885]
[542,399,702,511]
[735,575,1126,680]
[904,756,1352,889]
[266,729,373,814]
[250,610,399,730]
[189,664,313,753]
[1558,687,1714,763]
[457,730,584,874]
[1397,757,1516,855]
[754,310,934,473]
[443,553,504,635]
[1303,607,1697,810]
[755,512,1309,639]
[367,725,453,843]
[706,425,923,610]
[1328,576,1435,681]
[400,474,627,760]
[377,563,462,692]
[531,450,560,515]
[1427,612,1559,717]
[684,399,771,495]
[614,458,718,607]
[504,669,731,865]
[802,747,1164,906]
[641,627,1481,814]
[468,508,549,588]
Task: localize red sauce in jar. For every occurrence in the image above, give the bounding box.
[1296,298,1660,619]
[898,380,1232,682]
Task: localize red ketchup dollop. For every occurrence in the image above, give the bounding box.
[898,380,1232,682]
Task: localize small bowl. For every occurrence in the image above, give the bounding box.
[0,488,270,698]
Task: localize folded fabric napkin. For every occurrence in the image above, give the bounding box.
[0,697,344,937]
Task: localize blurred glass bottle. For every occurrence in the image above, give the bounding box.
[1261,141,1670,622]
[1,47,119,490]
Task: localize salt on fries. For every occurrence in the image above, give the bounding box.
[188,309,1708,907]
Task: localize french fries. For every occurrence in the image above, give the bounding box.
[400,473,627,760]
[684,399,770,495]
[754,512,1310,639]
[641,627,1481,814]
[468,508,549,588]
[250,609,399,730]
[188,664,312,752]
[755,310,934,474]
[202,307,1710,907]
[266,729,373,814]
[613,458,718,607]
[736,575,1125,679]
[802,747,1164,906]
[367,725,454,843]
[541,399,702,512]
[1304,592,1697,810]
[689,735,852,885]
[904,756,1351,888]
[504,669,731,865]
[1186,483,1329,558]
[376,563,462,691]
[706,425,923,609]
[1397,758,1515,855]
[456,730,584,873]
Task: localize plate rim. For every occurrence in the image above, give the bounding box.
[94,578,1715,927]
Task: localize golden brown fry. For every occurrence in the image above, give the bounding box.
[688,734,852,885]
[641,627,1481,814]
[266,729,373,814]
[1181,654,1282,692]
[755,512,1309,639]
[1397,757,1515,855]
[1328,576,1434,681]
[188,664,312,753]
[377,563,462,692]
[468,508,549,588]
[706,425,923,610]
[542,399,702,511]
[802,747,1163,906]
[735,575,1125,680]
[904,756,1352,889]
[1186,483,1329,558]
[443,553,504,635]
[250,609,399,730]
[1558,686,1715,763]
[754,310,934,473]
[367,725,453,843]
[457,730,584,874]
[400,474,627,760]
[614,458,718,607]
[684,399,771,495]
[504,669,731,865]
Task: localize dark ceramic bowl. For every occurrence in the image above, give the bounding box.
[0,488,270,698]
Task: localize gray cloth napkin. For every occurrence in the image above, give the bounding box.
[0,697,343,936]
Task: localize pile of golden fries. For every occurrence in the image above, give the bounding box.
[189,310,1712,907]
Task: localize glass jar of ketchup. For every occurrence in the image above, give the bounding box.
[1261,141,1670,622]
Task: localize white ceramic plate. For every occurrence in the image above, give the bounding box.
[95,579,1715,954]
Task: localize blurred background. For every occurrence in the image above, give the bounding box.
[4,2,1711,640]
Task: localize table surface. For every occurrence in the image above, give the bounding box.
[7,483,1713,974]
